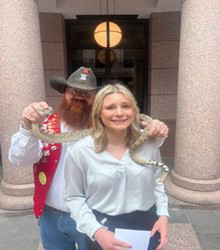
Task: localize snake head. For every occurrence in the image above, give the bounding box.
[38,107,53,117]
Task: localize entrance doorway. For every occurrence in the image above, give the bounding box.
[66,17,149,112]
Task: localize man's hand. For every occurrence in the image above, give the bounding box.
[21,102,49,130]
[142,119,169,137]
[150,216,168,250]
[94,228,132,250]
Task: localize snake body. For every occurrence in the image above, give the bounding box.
[32,110,169,182]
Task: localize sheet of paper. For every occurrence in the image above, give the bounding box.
[115,228,151,250]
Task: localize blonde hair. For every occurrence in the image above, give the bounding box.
[91,83,141,152]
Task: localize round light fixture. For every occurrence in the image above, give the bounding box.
[97,49,116,64]
[94,22,122,48]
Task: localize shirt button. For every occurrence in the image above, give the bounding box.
[51,145,57,151]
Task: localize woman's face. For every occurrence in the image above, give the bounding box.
[99,93,134,132]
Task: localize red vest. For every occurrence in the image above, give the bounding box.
[33,114,61,217]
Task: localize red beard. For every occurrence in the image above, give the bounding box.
[56,96,91,129]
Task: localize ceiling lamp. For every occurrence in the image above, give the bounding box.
[94,21,122,48]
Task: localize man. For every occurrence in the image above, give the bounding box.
[9,67,169,250]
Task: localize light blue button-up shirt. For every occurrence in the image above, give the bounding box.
[65,135,169,239]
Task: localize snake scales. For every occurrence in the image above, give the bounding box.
[31,108,169,182]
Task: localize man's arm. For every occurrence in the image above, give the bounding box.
[141,119,169,137]
[149,119,169,137]
[8,102,49,166]
[8,126,43,166]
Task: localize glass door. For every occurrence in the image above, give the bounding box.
[66,19,149,112]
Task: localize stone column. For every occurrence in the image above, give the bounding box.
[165,0,220,204]
[0,0,45,210]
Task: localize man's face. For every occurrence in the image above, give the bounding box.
[57,87,96,128]
[64,87,96,106]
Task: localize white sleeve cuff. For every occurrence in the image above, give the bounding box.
[83,221,104,241]
[156,208,170,218]
[20,123,33,136]
[157,136,166,147]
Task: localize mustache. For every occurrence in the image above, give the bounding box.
[70,98,86,105]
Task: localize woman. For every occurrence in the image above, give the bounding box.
[65,84,169,250]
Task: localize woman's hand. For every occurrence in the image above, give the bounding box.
[150,216,168,250]
[94,228,132,250]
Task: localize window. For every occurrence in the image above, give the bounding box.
[66,18,149,112]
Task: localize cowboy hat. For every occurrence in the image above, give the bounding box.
[50,66,98,93]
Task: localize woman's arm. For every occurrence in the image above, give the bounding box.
[154,168,169,216]
[152,170,169,249]
[152,148,169,249]
[150,215,168,250]
[64,147,104,239]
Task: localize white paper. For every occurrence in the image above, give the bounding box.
[115,228,151,250]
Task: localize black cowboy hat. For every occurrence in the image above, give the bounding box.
[50,67,98,93]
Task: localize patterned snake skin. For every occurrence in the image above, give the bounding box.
[31,109,170,182]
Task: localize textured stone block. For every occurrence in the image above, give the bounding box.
[164,224,201,250]
[168,208,189,223]
[150,95,177,120]
[151,41,179,69]
[42,43,65,70]
[150,12,181,41]
[46,96,61,111]
[196,233,220,250]
[186,209,220,233]
[149,69,178,94]
[39,13,64,42]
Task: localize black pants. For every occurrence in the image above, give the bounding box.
[87,205,160,250]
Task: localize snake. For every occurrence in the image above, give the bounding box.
[31,108,170,182]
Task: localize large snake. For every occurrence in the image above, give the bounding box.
[31,108,170,182]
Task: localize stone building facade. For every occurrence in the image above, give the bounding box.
[0,0,220,210]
